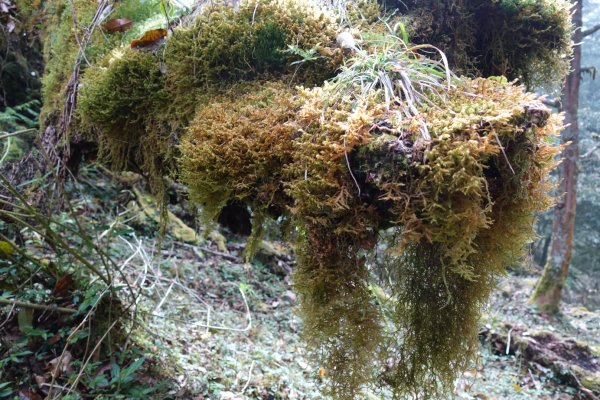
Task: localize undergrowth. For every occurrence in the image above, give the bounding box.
[0,165,172,399]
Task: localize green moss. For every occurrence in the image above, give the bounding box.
[473,0,572,89]
[163,0,343,122]
[78,49,165,136]
[78,48,167,165]
[293,226,384,399]
[390,0,572,88]
[77,47,171,198]
[39,0,165,126]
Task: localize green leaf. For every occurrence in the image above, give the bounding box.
[0,381,12,398]
[122,358,145,383]
[17,308,33,332]
[110,362,121,385]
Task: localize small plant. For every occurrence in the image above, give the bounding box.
[325,30,454,138]
[0,99,40,165]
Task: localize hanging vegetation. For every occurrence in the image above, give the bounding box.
[284,77,560,397]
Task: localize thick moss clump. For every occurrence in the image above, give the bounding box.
[78,49,166,138]
[282,78,560,398]
[78,0,343,194]
[179,81,298,253]
[164,0,343,122]
[391,0,572,88]
[77,48,170,191]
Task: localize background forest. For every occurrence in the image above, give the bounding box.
[1,0,599,399]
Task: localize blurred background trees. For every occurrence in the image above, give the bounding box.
[532,0,600,312]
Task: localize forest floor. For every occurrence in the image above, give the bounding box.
[1,166,599,400]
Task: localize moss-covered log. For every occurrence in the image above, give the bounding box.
[481,324,600,396]
[33,0,572,398]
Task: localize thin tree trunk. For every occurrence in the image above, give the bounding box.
[530,0,582,314]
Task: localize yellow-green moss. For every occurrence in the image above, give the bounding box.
[281,78,560,397]
[77,47,172,198]
[78,49,166,137]
[163,0,343,122]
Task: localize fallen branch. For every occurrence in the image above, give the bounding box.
[0,298,77,314]
[0,128,37,140]
[480,324,600,399]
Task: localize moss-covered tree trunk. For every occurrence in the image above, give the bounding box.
[531,0,582,314]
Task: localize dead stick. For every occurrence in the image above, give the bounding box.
[0,128,37,140]
[0,298,77,314]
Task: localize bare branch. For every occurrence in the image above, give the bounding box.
[582,23,600,38]
[581,141,600,159]
[0,128,37,140]
[0,298,77,314]
[542,98,560,108]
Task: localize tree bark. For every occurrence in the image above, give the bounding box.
[531,0,582,314]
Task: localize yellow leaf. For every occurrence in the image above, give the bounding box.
[513,383,521,392]
[0,241,15,257]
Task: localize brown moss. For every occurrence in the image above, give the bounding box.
[178,81,298,254]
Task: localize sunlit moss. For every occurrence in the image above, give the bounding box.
[164,0,343,122]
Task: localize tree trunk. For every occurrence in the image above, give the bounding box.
[530,0,582,314]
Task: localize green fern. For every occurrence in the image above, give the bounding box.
[0,99,40,165]
[0,99,41,131]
